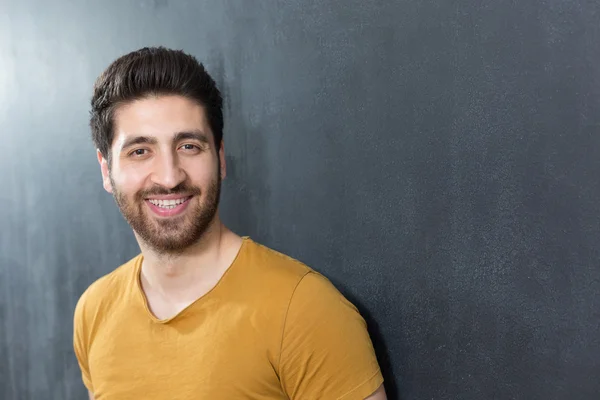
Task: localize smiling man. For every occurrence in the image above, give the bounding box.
[73,47,386,400]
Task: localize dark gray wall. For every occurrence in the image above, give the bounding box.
[1,0,599,399]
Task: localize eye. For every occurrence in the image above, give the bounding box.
[129,148,148,157]
[179,143,202,152]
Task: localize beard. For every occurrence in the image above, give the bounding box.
[110,171,221,254]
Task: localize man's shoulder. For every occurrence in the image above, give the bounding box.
[240,239,355,314]
[242,238,315,284]
[74,254,141,322]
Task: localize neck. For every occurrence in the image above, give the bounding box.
[136,217,242,298]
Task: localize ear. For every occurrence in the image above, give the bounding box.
[219,141,227,180]
[97,149,113,193]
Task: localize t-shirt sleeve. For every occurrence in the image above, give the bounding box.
[279,272,384,400]
[73,292,94,392]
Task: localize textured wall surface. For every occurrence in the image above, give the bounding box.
[1,1,600,399]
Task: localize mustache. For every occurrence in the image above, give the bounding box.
[136,183,202,199]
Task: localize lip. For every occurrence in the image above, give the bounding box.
[145,196,193,217]
[145,194,193,200]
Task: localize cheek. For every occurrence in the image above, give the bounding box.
[184,158,219,184]
[189,168,217,188]
[112,167,148,195]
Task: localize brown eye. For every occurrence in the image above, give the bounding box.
[130,149,148,157]
[180,144,201,152]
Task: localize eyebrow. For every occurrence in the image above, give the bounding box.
[120,136,157,151]
[173,130,210,145]
[120,130,210,151]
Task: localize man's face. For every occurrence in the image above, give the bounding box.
[98,95,225,254]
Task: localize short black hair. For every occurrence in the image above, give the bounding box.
[90,46,223,161]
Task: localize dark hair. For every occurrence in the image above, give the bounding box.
[90,46,223,161]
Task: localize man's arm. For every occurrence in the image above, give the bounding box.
[366,384,387,399]
[74,290,96,398]
[279,272,385,399]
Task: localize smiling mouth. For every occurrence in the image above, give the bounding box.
[147,196,192,209]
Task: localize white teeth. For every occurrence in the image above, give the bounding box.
[148,197,188,208]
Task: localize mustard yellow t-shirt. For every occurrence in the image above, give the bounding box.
[73,237,383,399]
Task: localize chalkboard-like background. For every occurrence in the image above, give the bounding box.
[1,1,599,399]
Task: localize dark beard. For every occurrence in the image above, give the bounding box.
[110,172,221,254]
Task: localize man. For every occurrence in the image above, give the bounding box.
[73,46,386,400]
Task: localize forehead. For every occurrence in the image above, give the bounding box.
[113,95,212,144]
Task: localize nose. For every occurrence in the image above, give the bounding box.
[150,151,187,190]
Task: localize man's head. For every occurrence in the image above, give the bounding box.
[90,47,225,254]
